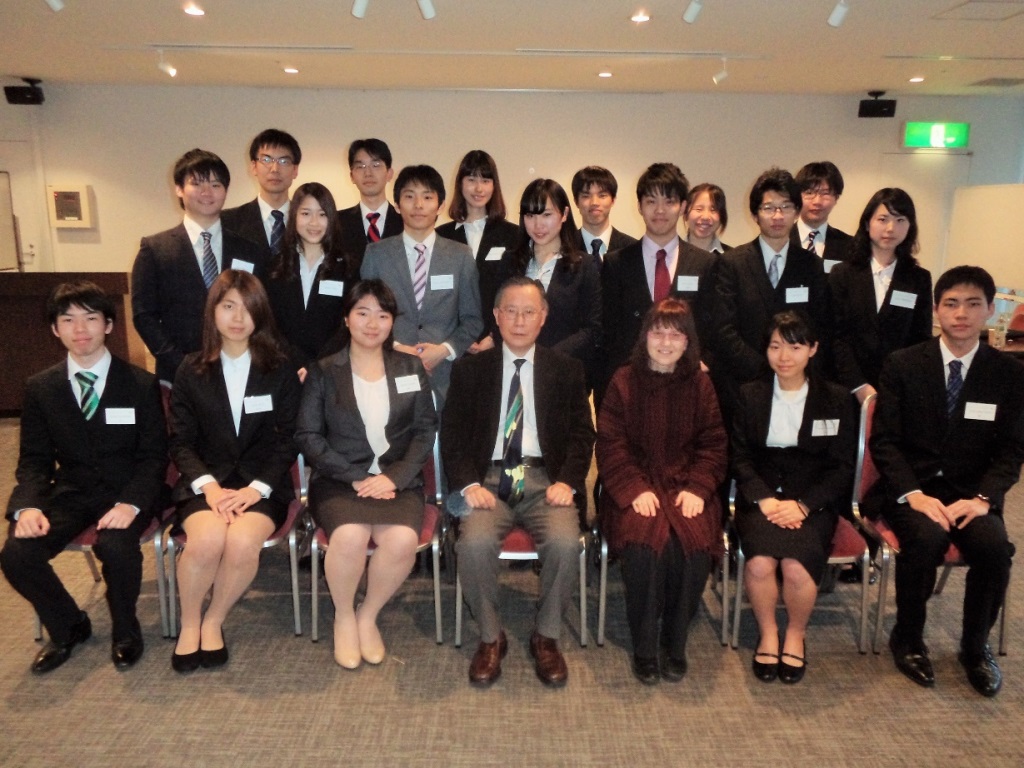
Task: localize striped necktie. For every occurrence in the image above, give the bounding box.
[201,231,218,288]
[413,243,428,309]
[805,230,819,254]
[75,371,99,421]
[947,360,963,415]
[498,358,526,504]
[367,212,381,243]
[270,210,285,255]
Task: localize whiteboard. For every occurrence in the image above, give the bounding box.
[947,184,1024,291]
[0,172,18,271]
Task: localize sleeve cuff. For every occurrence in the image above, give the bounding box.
[248,480,272,499]
[898,489,922,504]
[191,475,216,495]
[444,342,456,361]
[115,502,142,516]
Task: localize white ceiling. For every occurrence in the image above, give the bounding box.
[4,0,1024,96]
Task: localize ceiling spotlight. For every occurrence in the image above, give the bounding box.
[183,2,204,15]
[44,0,64,11]
[712,58,728,85]
[352,0,369,19]
[828,0,849,28]
[417,0,436,19]
[683,1,703,24]
[631,10,650,23]
[909,76,924,83]
[283,67,299,74]
[598,71,613,78]
[157,50,177,78]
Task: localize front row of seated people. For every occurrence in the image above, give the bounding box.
[3,266,1022,698]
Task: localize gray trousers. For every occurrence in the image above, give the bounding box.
[456,466,580,643]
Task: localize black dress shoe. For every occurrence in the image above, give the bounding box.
[889,635,935,687]
[661,656,687,683]
[32,612,92,674]
[201,637,229,669]
[838,562,878,585]
[959,646,1002,698]
[111,635,145,669]
[632,655,660,685]
[752,636,779,683]
[778,643,806,685]
[171,649,202,674]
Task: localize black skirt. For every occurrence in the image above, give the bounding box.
[309,475,423,537]
[735,499,837,585]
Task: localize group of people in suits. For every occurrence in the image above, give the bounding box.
[4,128,1022,700]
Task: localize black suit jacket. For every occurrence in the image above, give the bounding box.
[867,339,1024,513]
[441,345,595,499]
[131,223,265,382]
[295,349,437,491]
[731,376,856,512]
[789,224,853,266]
[169,355,300,509]
[337,203,403,265]
[574,227,637,260]
[828,258,933,391]
[601,237,719,381]
[222,199,276,261]
[7,356,168,520]
[436,217,520,328]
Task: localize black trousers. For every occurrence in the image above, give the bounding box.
[619,533,711,660]
[1,493,152,644]
[883,480,1014,655]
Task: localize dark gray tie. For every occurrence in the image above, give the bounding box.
[590,238,603,260]
[947,359,963,415]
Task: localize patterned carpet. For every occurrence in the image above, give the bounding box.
[0,416,1022,767]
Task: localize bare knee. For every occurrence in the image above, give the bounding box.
[746,556,777,581]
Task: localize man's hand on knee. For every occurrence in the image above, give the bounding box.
[96,503,137,530]
[14,509,49,538]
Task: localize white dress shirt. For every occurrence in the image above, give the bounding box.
[257,196,290,246]
[491,343,541,461]
[183,216,223,273]
[641,236,680,298]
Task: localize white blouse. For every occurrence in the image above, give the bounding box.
[353,373,391,475]
[765,377,808,448]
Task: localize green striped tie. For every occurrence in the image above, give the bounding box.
[75,371,99,420]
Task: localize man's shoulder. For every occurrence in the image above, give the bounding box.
[678,239,716,269]
[140,224,187,251]
[610,228,639,249]
[25,360,67,391]
[221,199,259,225]
[109,355,157,390]
[433,235,474,261]
[827,226,853,242]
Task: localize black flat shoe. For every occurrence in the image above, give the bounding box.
[752,636,779,683]
[32,611,92,674]
[201,636,229,669]
[171,649,202,673]
[632,655,660,686]
[778,643,807,684]
[661,656,687,683]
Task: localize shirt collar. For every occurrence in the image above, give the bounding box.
[220,348,252,370]
[758,236,790,260]
[183,215,221,244]
[257,196,289,222]
[797,220,828,243]
[403,231,437,252]
[939,337,980,372]
[359,201,389,218]
[67,348,112,381]
[581,226,612,251]
[870,256,897,277]
[501,342,536,366]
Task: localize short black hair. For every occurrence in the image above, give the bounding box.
[393,165,446,206]
[494,275,547,309]
[686,183,729,232]
[767,310,819,347]
[348,138,393,170]
[636,162,690,204]
[748,167,802,217]
[343,279,400,348]
[571,166,618,201]
[248,129,301,164]
[172,149,230,209]
[933,265,996,306]
[795,161,844,197]
[47,281,116,325]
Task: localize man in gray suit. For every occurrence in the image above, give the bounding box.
[360,164,482,408]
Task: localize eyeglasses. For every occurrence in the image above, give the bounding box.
[647,329,686,343]
[801,188,835,200]
[498,307,540,320]
[758,202,797,215]
[353,161,385,172]
[257,155,294,167]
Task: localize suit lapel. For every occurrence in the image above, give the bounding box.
[173,225,209,292]
[745,240,776,308]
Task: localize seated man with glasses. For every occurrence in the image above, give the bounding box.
[222,128,302,261]
[709,167,829,427]
[337,138,404,263]
[791,160,852,273]
[442,276,595,688]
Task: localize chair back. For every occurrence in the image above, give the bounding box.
[851,393,879,520]
[1010,304,1024,332]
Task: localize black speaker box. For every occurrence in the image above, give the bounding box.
[4,86,44,105]
[858,98,895,118]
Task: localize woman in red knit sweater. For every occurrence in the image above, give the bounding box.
[596,298,728,685]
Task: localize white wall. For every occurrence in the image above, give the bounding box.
[1,85,1022,278]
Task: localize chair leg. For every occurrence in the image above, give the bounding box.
[731,546,745,649]
[858,549,870,654]
[432,533,443,645]
[597,535,608,647]
[34,613,43,642]
[289,528,302,636]
[934,563,953,595]
[578,537,587,647]
[999,577,1009,656]
[154,530,169,638]
[311,537,321,643]
[167,538,179,639]
[83,551,101,582]
[872,544,891,654]
[454,572,463,648]
[720,531,731,646]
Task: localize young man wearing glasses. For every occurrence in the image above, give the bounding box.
[222,128,302,260]
[337,138,404,263]
[790,161,852,273]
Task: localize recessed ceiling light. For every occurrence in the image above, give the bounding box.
[631,10,650,23]
[183,2,205,16]
[909,76,924,83]
[284,67,299,74]
[598,71,613,78]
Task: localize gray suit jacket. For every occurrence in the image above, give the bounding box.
[360,234,483,405]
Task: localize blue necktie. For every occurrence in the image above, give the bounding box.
[201,231,218,288]
[270,210,285,256]
[947,359,963,416]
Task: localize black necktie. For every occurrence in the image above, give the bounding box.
[947,359,963,416]
[590,238,603,260]
[497,359,526,504]
[270,210,285,255]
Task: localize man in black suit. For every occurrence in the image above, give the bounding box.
[570,165,637,262]
[221,128,301,260]
[791,161,852,273]
[867,266,1024,697]
[442,276,594,688]
[131,148,263,383]
[1,282,167,673]
[337,138,403,263]
[710,167,829,426]
[600,163,718,403]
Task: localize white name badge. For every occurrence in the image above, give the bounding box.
[243,394,273,414]
[230,259,255,274]
[889,290,917,310]
[824,259,840,274]
[676,275,699,292]
[430,274,454,290]
[786,286,809,304]
[812,419,840,437]
[964,402,997,421]
[318,279,344,297]
[395,375,421,394]
[484,247,505,262]
[105,408,136,425]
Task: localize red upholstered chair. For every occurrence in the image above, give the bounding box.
[852,394,1008,655]
[1008,304,1024,332]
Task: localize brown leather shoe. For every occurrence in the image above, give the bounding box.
[468,631,508,686]
[529,631,568,687]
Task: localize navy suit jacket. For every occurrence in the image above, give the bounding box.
[7,355,167,520]
[222,198,276,261]
[789,224,853,267]
[337,203,403,266]
[436,217,520,328]
[131,223,264,382]
[573,227,637,259]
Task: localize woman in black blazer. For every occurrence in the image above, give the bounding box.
[264,182,359,380]
[497,178,601,385]
[169,270,300,673]
[295,280,438,669]
[732,311,856,684]
[684,183,732,255]
[828,188,932,403]
[436,150,520,352]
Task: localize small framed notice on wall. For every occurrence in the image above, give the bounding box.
[46,184,94,229]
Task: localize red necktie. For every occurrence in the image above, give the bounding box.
[366,212,381,243]
[653,249,670,303]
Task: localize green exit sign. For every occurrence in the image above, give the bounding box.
[904,122,970,148]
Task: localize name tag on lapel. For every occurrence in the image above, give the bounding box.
[395,375,421,394]
[230,259,255,274]
[243,394,273,414]
[319,279,344,297]
[812,419,839,437]
[964,402,997,421]
[889,290,917,310]
[676,275,699,292]
[786,286,809,304]
[105,408,136,425]
[824,259,840,274]
[484,247,504,262]
[430,274,454,290]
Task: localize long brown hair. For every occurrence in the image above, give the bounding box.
[629,298,701,374]
[508,179,583,275]
[269,182,349,281]
[194,270,288,374]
